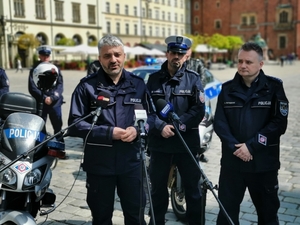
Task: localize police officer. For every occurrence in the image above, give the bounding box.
[68,35,155,225]
[86,59,101,75]
[146,35,206,225]
[28,45,65,144]
[214,42,289,225]
[185,46,209,163]
[0,67,9,97]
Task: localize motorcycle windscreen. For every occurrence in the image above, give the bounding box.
[0,113,47,161]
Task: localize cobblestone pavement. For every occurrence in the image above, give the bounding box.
[5,60,300,225]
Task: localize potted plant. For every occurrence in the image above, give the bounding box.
[77,61,86,71]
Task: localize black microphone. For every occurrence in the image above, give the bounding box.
[92,92,110,124]
[134,104,148,136]
[156,99,182,125]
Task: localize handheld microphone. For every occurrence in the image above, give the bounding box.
[92,92,110,124]
[134,104,148,136]
[156,99,182,125]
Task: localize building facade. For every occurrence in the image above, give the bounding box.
[191,0,300,60]
[0,0,191,69]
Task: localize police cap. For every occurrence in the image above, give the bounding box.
[165,35,192,54]
[37,45,52,56]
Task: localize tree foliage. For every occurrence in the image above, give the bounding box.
[17,34,40,50]
[56,37,75,46]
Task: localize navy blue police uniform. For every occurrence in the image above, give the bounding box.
[0,68,9,97]
[68,67,155,225]
[146,35,206,225]
[214,70,289,225]
[28,46,64,141]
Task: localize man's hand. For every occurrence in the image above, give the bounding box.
[233,143,253,162]
[121,126,137,142]
[45,96,52,105]
[161,124,175,138]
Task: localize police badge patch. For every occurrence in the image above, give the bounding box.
[258,134,267,146]
[279,101,288,116]
[199,91,205,103]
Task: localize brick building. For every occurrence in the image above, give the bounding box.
[191,0,300,60]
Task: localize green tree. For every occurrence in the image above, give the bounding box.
[227,35,244,60]
[56,37,75,46]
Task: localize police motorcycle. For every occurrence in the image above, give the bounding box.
[0,63,66,225]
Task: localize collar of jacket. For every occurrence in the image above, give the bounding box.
[96,67,136,89]
[229,69,270,93]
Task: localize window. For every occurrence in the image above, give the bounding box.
[168,27,171,36]
[35,0,45,19]
[194,17,199,24]
[72,3,80,23]
[194,2,199,10]
[155,27,159,36]
[241,16,247,25]
[279,11,288,23]
[142,25,146,36]
[174,0,177,7]
[116,22,120,34]
[148,9,152,18]
[279,36,286,49]
[116,4,120,14]
[162,11,165,20]
[134,24,138,35]
[125,5,129,15]
[168,12,171,21]
[155,10,159,19]
[125,23,129,34]
[250,16,255,25]
[106,2,110,13]
[181,14,183,23]
[107,21,111,34]
[175,13,177,22]
[142,8,145,17]
[149,26,152,36]
[215,20,221,29]
[162,0,165,4]
[134,6,137,16]
[88,5,96,24]
[14,0,25,17]
[55,1,64,21]
[162,27,165,36]
[168,0,171,6]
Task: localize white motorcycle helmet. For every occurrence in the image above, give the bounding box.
[32,62,59,90]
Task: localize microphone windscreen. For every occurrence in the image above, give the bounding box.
[156,99,168,112]
[96,91,110,108]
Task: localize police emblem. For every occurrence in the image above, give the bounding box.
[199,91,205,103]
[279,101,288,116]
[258,134,267,146]
[179,123,186,132]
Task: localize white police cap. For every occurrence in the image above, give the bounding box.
[37,45,52,56]
[165,35,192,54]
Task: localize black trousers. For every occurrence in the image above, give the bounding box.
[149,151,202,225]
[86,169,146,225]
[217,168,280,225]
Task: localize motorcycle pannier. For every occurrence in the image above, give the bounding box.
[0,92,37,119]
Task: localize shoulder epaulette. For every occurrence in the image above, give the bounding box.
[80,72,97,83]
[265,75,283,83]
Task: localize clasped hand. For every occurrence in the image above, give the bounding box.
[113,126,137,142]
[233,143,253,162]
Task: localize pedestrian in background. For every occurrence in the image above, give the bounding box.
[146,35,206,225]
[68,34,155,225]
[15,58,23,73]
[214,42,289,225]
[0,67,9,97]
[28,45,66,145]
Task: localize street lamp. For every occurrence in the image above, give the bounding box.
[0,15,9,69]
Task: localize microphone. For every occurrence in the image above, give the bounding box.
[134,104,148,136]
[156,99,182,125]
[92,92,110,124]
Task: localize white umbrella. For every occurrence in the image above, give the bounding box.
[148,48,166,56]
[60,44,98,55]
[130,46,152,55]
